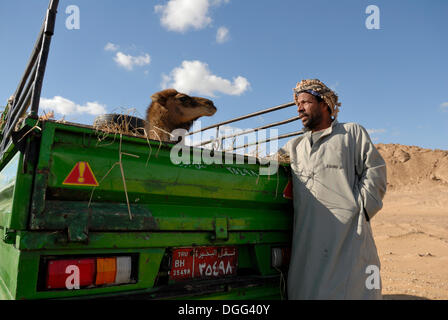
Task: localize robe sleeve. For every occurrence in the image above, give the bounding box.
[276,138,294,163]
[354,125,387,221]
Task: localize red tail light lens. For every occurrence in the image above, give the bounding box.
[44,256,134,291]
[46,259,95,290]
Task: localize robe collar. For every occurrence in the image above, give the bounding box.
[301,120,339,151]
[304,119,339,139]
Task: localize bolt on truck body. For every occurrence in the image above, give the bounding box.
[0,0,299,300]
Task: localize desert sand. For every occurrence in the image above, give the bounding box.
[372,144,448,300]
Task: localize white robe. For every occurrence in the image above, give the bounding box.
[279,120,387,300]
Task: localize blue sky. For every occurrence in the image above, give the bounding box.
[1,0,447,151]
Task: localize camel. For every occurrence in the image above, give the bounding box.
[145,89,217,142]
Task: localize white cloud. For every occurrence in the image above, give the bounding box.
[216,26,230,43]
[114,52,151,71]
[161,73,171,89]
[367,128,386,135]
[155,0,229,33]
[441,102,448,110]
[161,60,250,97]
[104,42,119,52]
[40,96,107,116]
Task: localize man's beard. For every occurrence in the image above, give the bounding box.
[301,112,322,131]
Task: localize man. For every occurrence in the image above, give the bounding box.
[278,79,387,299]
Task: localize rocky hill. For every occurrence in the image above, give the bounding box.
[376,144,448,191]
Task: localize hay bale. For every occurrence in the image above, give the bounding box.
[93,114,147,137]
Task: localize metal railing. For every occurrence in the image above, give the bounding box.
[0,0,303,160]
[186,101,304,153]
[0,0,60,160]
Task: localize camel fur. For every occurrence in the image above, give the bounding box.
[145,89,217,142]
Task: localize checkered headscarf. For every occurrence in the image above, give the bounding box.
[294,79,341,119]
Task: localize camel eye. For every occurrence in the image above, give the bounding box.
[177,95,190,103]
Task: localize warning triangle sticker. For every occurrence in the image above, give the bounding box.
[63,162,99,187]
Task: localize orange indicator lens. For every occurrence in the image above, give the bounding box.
[95,258,116,285]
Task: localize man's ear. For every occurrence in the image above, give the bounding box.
[320,101,331,116]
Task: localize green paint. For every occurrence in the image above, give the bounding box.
[0,119,293,300]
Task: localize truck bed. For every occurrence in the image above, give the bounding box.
[0,118,293,300]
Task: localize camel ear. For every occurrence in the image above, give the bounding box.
[151,93,168,110]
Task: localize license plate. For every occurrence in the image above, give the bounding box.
[169,246,238,281]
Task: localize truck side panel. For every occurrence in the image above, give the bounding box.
[0,119,293,300]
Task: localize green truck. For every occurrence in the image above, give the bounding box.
[0,0,296,300]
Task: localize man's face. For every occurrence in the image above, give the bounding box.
[295,92,326,131]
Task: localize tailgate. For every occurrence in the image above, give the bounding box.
[29,120,293,237]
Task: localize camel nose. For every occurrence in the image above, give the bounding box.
[205,100,217,111]
[207,104,217,116]
[209,106,217,115]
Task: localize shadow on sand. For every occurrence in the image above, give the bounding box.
[384,294,430,300]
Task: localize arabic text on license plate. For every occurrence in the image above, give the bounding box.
[170,247,238,281]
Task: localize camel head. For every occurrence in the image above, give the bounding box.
[146,88,217,141]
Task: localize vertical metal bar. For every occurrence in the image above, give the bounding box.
[30,0,60,117]
[215,126,220,151]
[12,24,45,108]
[3,62,38,137]
[0,0,60,160]
[256,130,259,158]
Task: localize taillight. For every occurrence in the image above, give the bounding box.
[47,259,95,290]
[271,247,291,268]
[96,257,116,285]
[115,256,132,284]
[45,256,133,291]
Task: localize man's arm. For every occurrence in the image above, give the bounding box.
[276,139,293,163]
[276,135,305,164]
[354,125,387,221]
